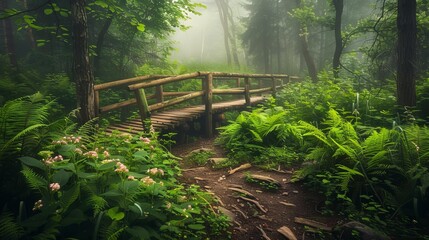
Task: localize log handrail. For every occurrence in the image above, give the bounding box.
[94,71,300,137]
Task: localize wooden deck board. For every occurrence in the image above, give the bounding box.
[106,96,267,134]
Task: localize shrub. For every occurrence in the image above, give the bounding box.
[0,131,230,239]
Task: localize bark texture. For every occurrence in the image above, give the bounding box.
[71,0,96,124]
[396,0,416,107]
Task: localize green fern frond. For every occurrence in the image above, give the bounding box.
[89,195,108,215]
[101,221,126,240]
[32,226,59,240]
[0,211,24,240]
[77,117,100,145]
[299,120,331,147]
[21,166,48,191]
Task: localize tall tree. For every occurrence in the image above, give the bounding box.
[70,0,95,124]
[0,0,18,69]
[292,0,318,82]
[396,0,416,106]
[215,0,240,68]
[332,0,343,78]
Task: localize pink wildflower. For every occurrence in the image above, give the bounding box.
[115,162,129,173]
[127,175,136,180]
[43,155,63,165]
[32,200,43,211]
[140,137,151,144]
[147,168,164,176]
[49,183,60,192]
[140,176,155,185]
[83,151,98,158]
[75,148,83,155]
[103,150,110,158]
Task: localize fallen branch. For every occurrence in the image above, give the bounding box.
[256,225,272,240]
[248,174,281,187]
[294,217,332,231]
[279,201,296,207]
[277,226,297,240]
[228,163,252,175]
[228,187,257,199]
[232,205,248,219]
[239,196,267,213]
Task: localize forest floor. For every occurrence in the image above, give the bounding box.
[171,135,343,240]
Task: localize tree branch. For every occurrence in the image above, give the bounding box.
[0,0,51,20]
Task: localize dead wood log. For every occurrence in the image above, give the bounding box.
[277,226,297,240]
[228,187,257,199]
[294,217,332,231]
[228,163,252,175]
[239,196,267,213]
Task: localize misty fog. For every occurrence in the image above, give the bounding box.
[170,0,245,64]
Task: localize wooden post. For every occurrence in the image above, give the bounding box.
[236,77,240,87]
[155,85,164,103]
[202,77,207,104]
[258,78,263,96]
[271,77,277,97]
[134,88,151,132]
[204,73,213,138]
[244,77,251,106]
[94,90,100,117]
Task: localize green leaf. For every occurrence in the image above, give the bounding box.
[98,161,117,171]
[188,224,205,230]
[60,184,80,211]
[44,8,53,15]
[57,145,76,157]
[52,169,73,186]
[19,156,45,170]
[136,23,145,32]
[107,207,125,221]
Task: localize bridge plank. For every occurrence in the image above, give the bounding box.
[106,96,268,134]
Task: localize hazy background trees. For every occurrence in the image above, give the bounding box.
[1,0,428,112]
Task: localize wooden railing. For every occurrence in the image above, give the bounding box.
[94,72,299,136]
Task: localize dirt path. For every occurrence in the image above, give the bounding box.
[171,136,341,240]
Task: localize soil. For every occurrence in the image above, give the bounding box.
[171,135,343,240]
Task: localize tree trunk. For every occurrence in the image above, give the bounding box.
[71,0,96,124]
[332,0,344,78]
[294,0,317,82]
[22,0,36,48]
[1,0,18,69]
[299,30,318,82]
[396,0,416,107]
[215,0,232,66]
[94,17,113,76]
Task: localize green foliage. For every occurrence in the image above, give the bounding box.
[276,74,397,127]
[186,150,214,166]
[5,129,230,239]
[217,105,302,168]
[295,109,429,236]
[0,211,24,240]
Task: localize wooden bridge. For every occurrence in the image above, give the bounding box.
[94,72,297,137]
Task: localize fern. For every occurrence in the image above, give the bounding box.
[0,211,24,240]
[101,221,126,240]
[89,194,108,215]
[21,166,48,191]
